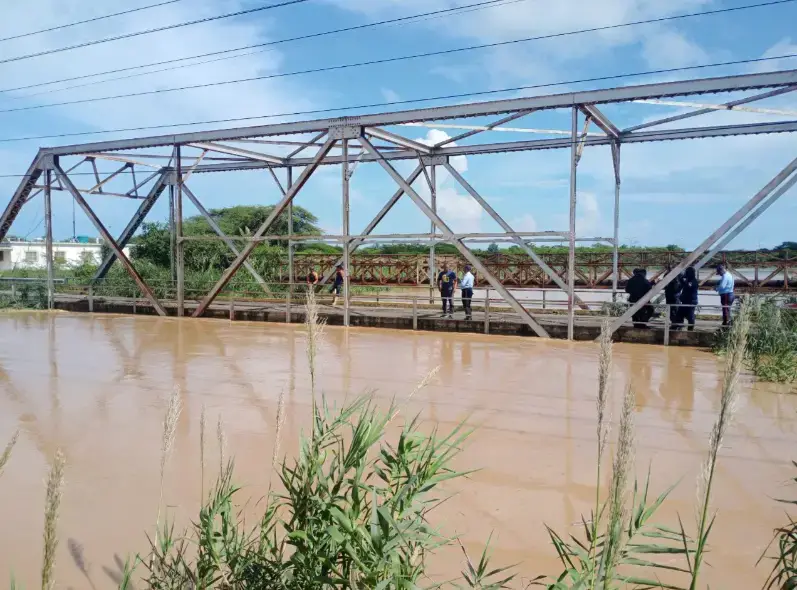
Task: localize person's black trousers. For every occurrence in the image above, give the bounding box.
[720,293,735,325]
[461,287,473,318]
[441,290,454,314]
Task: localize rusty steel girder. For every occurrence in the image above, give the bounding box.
[289,250,795,292]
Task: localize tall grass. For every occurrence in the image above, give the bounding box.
[0,430,19,479]
[715,296,797,384]
[689,298,751,588]
[41,450,66,590]
[759,463,797,589]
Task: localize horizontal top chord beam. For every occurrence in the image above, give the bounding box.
[42,69,797,157]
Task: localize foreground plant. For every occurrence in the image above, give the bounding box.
[715,296,797,384]
[759,462,797,589]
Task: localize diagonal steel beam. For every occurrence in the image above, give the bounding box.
[623,85,797,133]
[0,156,43,241]
[87,163,130,194]
[125,168,161,197]
[286,131,328,159]
[581,104,620,138]
[319,164,425,286]
[575,115,592,165]
[434,110,535,147]
[695,171,797,271]
[608,154,797,335]
[189,141,284,165]
[192,137,337,317]
[365,127,431,154]
[94,172,168,280]
[181,185,273,295]
[445,163,589,311]
[54,161,167,316]
[359,135,550,338]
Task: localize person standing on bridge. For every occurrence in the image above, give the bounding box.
[674,266,699,331]
[715,264,735,326]
[437,262,457,318]
[331,264,345,306]
[307,268,319,289]
[625,268,654,328]
[663,267,683,325]
[459,265,474,321]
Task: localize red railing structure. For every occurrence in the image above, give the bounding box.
[288,250,795,291]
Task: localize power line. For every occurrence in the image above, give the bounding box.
[0,0,311,66]
[0,53,795,147]
[0,0,792,114]
[0,0,186,43]
[0,0,520,96]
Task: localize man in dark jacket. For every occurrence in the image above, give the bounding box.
[663,267,683,324]
[674,266,699,331]
[625,268,654,328]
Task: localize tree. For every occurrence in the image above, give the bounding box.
[131,205,322,274]
[487,242,500,254]
[774,241,797,250]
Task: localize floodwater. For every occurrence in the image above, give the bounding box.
[0,312,795,589]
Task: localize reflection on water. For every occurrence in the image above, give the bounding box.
[0,312,795,588]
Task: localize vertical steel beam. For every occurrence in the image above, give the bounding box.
[359,136,550,338]
[611,141,621,301]
[94,172,168,280]
[319,165,425,285]
[286,167,294,296]
[182,185,273,293]
[608,154,797,335]
[169,184,176,284]
[53,161,166,316]
[342,139,351,326]
[567,107,578,340]
[694,171,797,271]
[445,163,589,310]
[193,137,337,317]
[429,164,437,304]
[175,145,185,316]
[43,169,54,310]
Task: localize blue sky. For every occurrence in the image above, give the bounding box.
[0,0,796,248]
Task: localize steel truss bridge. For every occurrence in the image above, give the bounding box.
[2,68,797,339]
[289,250,795,291]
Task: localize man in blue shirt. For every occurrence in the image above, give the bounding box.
[715,264,735,326]
[437,262,457,318]
[460,265,474,320]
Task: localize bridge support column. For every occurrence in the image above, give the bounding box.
[342,139,351,327]
[611,141,621,302]
[567,107,579,340]
[44,169,54,310]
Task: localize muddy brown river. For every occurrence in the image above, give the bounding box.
[0,312,795,588]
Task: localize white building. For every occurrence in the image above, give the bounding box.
[0,240,131,271]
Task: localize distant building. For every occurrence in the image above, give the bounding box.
[0,239,131,271]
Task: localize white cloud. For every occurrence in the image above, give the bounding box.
[514,214,538,232]
[640,30,710,69]
[750,38,797,73]
[381,87,401,103]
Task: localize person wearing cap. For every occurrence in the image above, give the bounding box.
[331,264,345,306]
[715,264,735,326]
[460,265,474,320]
[437,262,457,318]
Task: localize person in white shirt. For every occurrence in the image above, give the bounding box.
[714,264,735,326]
[460,265,475,320]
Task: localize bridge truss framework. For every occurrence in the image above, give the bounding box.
[2,69,797,339]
